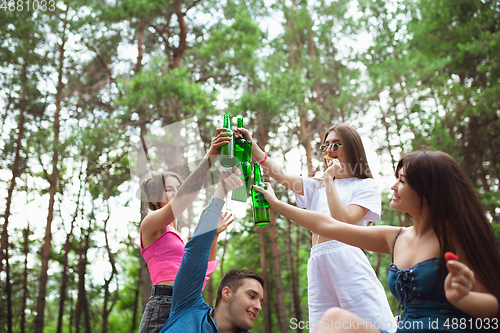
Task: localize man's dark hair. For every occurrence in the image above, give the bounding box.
[215,269,265,307]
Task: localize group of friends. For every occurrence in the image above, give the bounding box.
[137,123,500,333]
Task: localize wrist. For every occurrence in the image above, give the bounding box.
[325,174,335,181]
[204,153,215,168]
[251,143,266,161]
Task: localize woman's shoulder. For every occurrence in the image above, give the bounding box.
[353,177,380,189]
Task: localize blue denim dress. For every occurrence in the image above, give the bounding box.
[388,228,486,332]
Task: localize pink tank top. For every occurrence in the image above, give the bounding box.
[140,225,218,289]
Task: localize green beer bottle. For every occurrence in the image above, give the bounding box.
[231,140,252,202]
[234,117,246,156]
[219,114,235,167]
[251,162,270,225]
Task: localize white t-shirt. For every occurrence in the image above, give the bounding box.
[295,177,381,226]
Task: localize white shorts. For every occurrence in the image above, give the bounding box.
[307,240,396,332]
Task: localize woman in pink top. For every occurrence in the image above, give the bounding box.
[138,128,235,333]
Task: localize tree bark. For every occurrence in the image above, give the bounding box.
[134,20,145,74]
[257,226,272,333]
[1,64,27,333]
[286,218,302,332]
[34,20,67,333]
[21,227,30,333]
[268,213,287,333]
[57,171,82,333]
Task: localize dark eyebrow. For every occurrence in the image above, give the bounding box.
[324,139,341,144]
[247,289,264,303]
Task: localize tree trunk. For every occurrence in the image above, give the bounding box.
[172,1,188,69]
[268,213,287,333]
[34,22,67,333]
[57,171,81,333]
[102,214,119,333]
[286,218,302,332]
[254,110,285,332]
[1,64,27,333]
[21,227,30,333]
[75,227,91,333]
[56,223,74,333]
[131,286,140,333]
[134,20,145,75]
[257,226,272,333]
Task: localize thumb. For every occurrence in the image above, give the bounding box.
[252,184,264,193]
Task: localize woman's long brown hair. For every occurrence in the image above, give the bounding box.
[322,123,373,179]
[139,171,183,211]
[396,150,500,316]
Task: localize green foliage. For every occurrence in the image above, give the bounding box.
[2,1,500,332]
[116,62,215,120]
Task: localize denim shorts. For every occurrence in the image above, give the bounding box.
[138,285,173,333]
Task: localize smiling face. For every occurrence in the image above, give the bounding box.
[390,167,422,217]
[225,278,264,330]
[153,176,181,209]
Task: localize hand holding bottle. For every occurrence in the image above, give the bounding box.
[206,128,233,163]
[234,127,256,145]
[252,182,278,207]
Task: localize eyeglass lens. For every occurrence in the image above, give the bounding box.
[320,143,341,152]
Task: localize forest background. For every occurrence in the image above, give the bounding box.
[0,0,499,332]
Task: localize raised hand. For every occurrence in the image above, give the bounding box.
[234,127,254,142]
[214,167,243,199]
[324,157,342,179]
[216,211,234,235]
[444,259,475,306]
[206,128,233,161]
[252,182,278,206]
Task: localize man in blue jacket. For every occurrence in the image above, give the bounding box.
[160,168,265,333]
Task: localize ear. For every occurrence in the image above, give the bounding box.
[221,286,232,302]
[149,196,159,209]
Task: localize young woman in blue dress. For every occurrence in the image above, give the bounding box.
[254,150,500,333]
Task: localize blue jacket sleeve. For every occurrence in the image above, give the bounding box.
[169,197,224,315]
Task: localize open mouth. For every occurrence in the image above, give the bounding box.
[247,310,256,320]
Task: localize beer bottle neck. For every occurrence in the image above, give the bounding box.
[223,114,231,129]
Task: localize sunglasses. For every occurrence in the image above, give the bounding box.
[319,143,342,152]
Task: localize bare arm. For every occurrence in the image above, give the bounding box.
[235,127,304,195]
[445,260,499,319]
[253,183,399,254]
[324,161,370,224]
[140,129,232,246]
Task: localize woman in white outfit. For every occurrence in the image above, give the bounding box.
[236,124,396,332]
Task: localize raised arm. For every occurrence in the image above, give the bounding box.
[253,182,398,254]
[208,211,234,271]
[140,129,232,245]
[324,159,371,224]
[170,169,242,314]
[235,127,304,195]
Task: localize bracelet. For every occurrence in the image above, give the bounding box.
[259,152,268,165]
